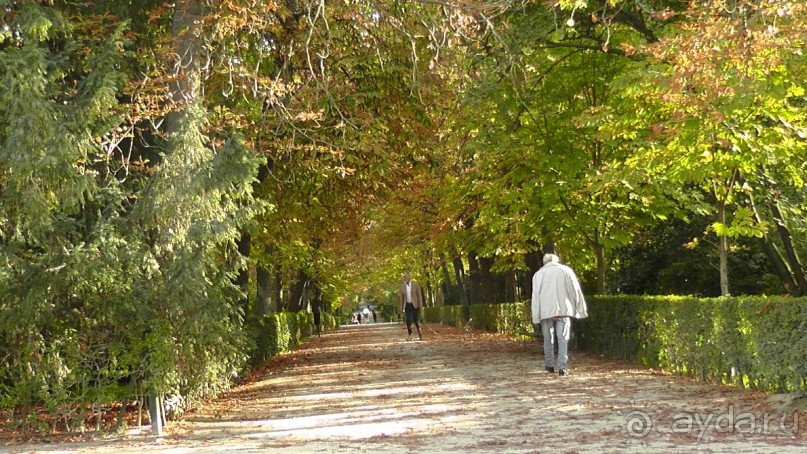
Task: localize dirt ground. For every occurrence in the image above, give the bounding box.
[5,322,807,453]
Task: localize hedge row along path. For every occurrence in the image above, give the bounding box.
[9,322,807,453]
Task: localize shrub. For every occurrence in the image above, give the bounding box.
[249,310,336,365]
[576,295,807,393]
[425,296,807,394]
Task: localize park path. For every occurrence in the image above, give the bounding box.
[6,322,806,453]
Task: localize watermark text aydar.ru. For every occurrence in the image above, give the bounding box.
[624,404,800,440]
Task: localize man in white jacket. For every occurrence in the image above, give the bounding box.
[531,253,588,376]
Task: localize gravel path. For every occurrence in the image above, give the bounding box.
[6,322,806,453]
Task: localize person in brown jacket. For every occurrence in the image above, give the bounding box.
[398,272,424,340]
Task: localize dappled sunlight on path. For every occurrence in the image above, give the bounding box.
[9,322,807,453]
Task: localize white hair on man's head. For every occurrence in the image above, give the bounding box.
[542,253,560,265]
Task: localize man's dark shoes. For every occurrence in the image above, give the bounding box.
[558,369,567,376]
[417,330,423,341]
[545,367,554,373]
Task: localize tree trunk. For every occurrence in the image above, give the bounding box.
[716,199,731,296]
[288,269,309,312]
[523,249,542,300]
[452,255,470,310]
[467,253,481,305]
[424,252,436,307]
[479,256,496,304]
[236,233,251,314]
[768,198,807,295]
[719,235,730,297]
[504,270,516,303]
[165,0,204,137]
[273,270,283,313]
[515,271,524,301]
[756,168,807,295]
[311,286,322,336]
[425,280,434,308]
[256,244,275,315]
[256,263,271,315]
[593,241,606,295]
[748,194,798,294]
[439,255,451,305]
[756,236,797,295]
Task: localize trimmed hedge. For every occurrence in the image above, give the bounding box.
[577,295,807,393]
[422,305,465,327]
[422,302,533,338]
[424,296,807,393]
[248,311,337,365]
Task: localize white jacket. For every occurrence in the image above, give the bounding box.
[531,262,588,323]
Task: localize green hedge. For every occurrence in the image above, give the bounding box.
[422,305,465,327]
[424,296,807,393]
[576,295,807,393]
[422,302,533,338]
[248,311,337,365]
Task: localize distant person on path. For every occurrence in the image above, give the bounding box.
[399,272,424,340]
[372,308,377,323]
[363,306,371,324]
[531,254,588,376]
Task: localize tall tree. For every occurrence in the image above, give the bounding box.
[603,0,807,295]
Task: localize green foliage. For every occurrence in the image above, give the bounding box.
[576,295,807,393]
[0,3,266,430]
[468,304,497,332]
[427,295,806,393]
[495,302,534,339]
[423,301,533,338]
[422,305,465,327]
[248,311,337,364]
[607,217,784,296]
[0,7,139,426]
